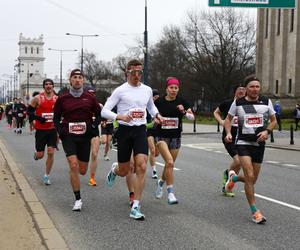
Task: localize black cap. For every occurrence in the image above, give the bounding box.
[152,89,159,97]
[85,86,96,93]
[42,78,54,87]
[70,69,84,78]
[244,74,260,86]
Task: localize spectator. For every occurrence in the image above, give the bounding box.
[294,104,300,131]
[274,100,282,131]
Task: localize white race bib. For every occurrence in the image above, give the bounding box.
[42,112,54,123]
[129,108,145,121]
[161,117,179,129]
[69,122,86,134]
[244,114,263,128]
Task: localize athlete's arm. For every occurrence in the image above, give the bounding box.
[213,107,224,126]
[224,114,233,143]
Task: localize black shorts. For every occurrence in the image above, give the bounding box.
[115,125,148,163]
[35,129,57,152]
[222,137,238,158]
[147,128,157,138]
[61,136,91,162]
[156,137,181,150]
[101,123,113,135]
[236,144,265,164]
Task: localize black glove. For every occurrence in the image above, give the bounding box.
[36,116,47,124]
[56,127,66,140]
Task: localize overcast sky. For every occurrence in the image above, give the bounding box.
[0,0,256,79]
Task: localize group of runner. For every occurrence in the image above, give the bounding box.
[1,58,276,224]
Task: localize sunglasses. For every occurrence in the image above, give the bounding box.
[128,69,143,75]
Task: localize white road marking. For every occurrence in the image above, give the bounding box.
[282,163,299,168]
[156,162,181,171]
[242,192,300,212]
[215,151,224,154]
[265,160,280,164]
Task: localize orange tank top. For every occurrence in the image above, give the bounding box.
[35,93,58,130]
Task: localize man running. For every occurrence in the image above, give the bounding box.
[224,75,276,224]
[53,69,101,211]
[27,79,58,185]
[101,59,162,220]
[214,85,246,197]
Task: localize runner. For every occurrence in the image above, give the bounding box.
[101,59,162,220]
[27,79,58,185]
[53,69,101,211]
[154,77,194,204]
[29,91,40,135]
[224,75,276,224]
[15,98,27,134]
[213,85,246,197]
[100,102,114,161]
[85,86,102,187]
[146,88,160,179]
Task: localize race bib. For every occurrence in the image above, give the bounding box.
[69,122,86,134]
[42,112,54,123]
[17,113,24,118]
[161,117,179,129]
[244,114,263,128]
[232,116,238,127]
[129,108,145,121]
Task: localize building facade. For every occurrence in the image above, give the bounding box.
[17,33,61,102]
[256,2,300,108]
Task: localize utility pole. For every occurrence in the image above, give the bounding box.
[143,0,149,85]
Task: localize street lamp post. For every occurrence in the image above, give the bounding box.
[48,48,77,89]
[65,33,99,73]
[143,0,149,86]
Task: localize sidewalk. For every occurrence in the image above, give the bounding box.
[182,123,300,151]
[0,139,68,250]
[0,149,46,250]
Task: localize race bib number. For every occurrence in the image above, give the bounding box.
[69,122,86,134]
[161,117,179,129]
[244,114,263,128]
[17,113,24,118]
[129,108,145,121]
[42,112,54,123]
[232,116,238,127]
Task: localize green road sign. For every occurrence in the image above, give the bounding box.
[209,0,295,8]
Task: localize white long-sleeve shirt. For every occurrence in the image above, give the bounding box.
[101,82,159,126]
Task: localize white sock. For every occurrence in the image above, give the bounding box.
[152,166,156,172]
[132,200,140,208]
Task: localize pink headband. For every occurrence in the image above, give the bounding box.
[166,78,180,87]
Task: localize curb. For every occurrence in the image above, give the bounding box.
[0,140,69,250]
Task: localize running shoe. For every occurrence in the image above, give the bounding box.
[152,170,158,179]
[104,155,110,161]
[89,178,97,186]
[225,170,237,193]
[130,207,145,220]
[222,169,229,188]
[106,162,117,187]
[168,193,178,205]
[251,210,266,224]
[155,180,163,199]
[33,152,39,161]
[42,175,51,185]
[72,199,82,212]
[222,187,235,197]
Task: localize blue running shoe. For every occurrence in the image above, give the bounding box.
[130,207,145,220]
[106,162,117,187]
[42,175,51,185]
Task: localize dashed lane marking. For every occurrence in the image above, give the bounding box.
[248,192,300,212]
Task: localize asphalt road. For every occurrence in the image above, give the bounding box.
[1,125,299,250]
